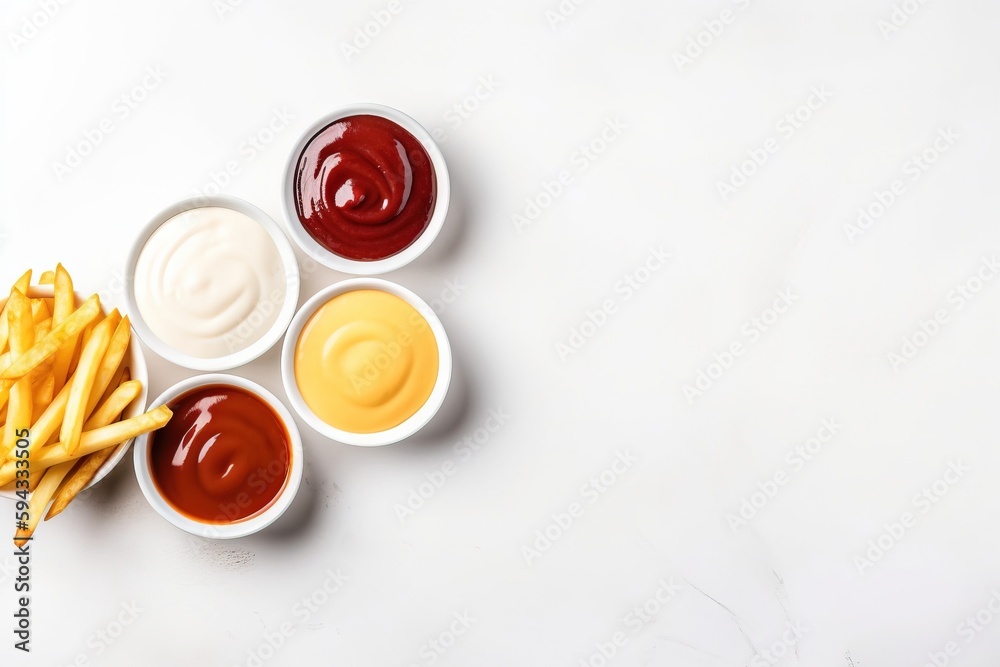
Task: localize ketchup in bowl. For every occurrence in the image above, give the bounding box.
[292,114,437,261]
[149,385,290,523]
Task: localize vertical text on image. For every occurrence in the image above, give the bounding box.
[13,427,32,653]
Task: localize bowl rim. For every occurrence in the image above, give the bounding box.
[123,194,301,372]
[280,277,452,446]
[0,286,149,500]
[132,373,304,539]
[280,102,451,276]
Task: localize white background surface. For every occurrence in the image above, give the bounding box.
[2,1,1000,665]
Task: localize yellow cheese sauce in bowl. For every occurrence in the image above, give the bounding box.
[281,278,451,446]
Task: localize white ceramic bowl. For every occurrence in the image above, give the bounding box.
[0,286,148,499]
[124,195,300,371]
[133,374,303,539]
[280,278,452,446]
[280,103,450,275]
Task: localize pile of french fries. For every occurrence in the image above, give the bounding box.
[0,266,172,546]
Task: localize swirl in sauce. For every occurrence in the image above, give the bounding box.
[149,385,290,523]
[293,289,439,433]
[293,115,436,261]
[134,206,287,359]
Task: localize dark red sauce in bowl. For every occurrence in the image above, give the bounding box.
[292,114,437,262]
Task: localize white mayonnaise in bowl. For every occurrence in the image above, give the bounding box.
[124,195,300,371]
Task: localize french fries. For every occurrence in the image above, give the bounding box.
[51,264,76,394]
[15,464,72,547]
[3,290,33,460]
[48,369,132,520]
[30,374,55,419]
[0,294,100,381]
[0,405,172,485]
[84,315,130,418]
[0,270,31,354]
[0,267,172,544]
[60,311,118,454]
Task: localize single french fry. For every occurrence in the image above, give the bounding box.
[46,456,106,520]
[64,334,84,380]
[33,317,51,341]
[0,405,173,485]
[26,376,74,452]
[30,299,50,325]
[0,379,10,414]
[3,289,31,355]
[60,312,117,454]
[27,466,43,493]
[48,371,135,520]
[52,265,74,323]
[38,271,55,285]
[31,373,55,417]
[67,323,93,377]
[83,380,140,431]
[52,332,80,397]
[14,462,74,546]
[84,315,129,419]
[3,290,33,459]
[0,270,31,355]
[51,265,76,395]
[0,294,100,381]
[0,349,10,399]
[98,364,127,410]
